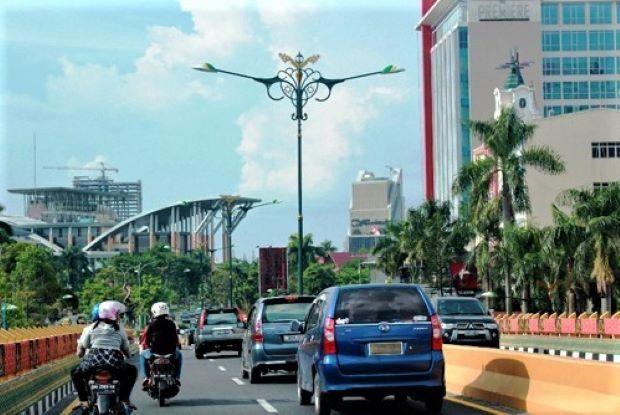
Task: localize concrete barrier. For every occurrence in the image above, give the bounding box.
[444,344,620,414]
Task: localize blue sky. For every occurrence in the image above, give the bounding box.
[0,0,423,258]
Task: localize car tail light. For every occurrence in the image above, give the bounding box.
[198,310,206,329]
[252,320,264,343]
[323,317,337,355]
[430,314,443,351]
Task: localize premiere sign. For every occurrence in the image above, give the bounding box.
[471,0,535,22]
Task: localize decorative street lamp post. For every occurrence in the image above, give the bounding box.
[194,53,404,294]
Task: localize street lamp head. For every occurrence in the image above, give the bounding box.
[381,65,405,75]
[193,62,218,73]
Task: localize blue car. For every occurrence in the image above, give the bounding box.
[294,284,445,415]
[241,295,315,383]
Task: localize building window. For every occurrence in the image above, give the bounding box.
[543,57,561,75]
[563,81,589,99]
[544,82,562,99]
[593,182,610,190]
[562,31,587,51]
[563,106,574,114]
[592,142,620,158]
[563,2,586,25]
[544,106,562,117]
[590,57,615,75]
[579,104,590,111]
[58,228,63,238]
[590,2,612,24]
[543,31,561,51]
[617,31,620,50]
[590,81,617,99]
[589,30,615,50]
[562,57,588,75]
[542,3,558,25]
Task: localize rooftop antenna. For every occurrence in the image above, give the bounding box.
[33,132,37,194]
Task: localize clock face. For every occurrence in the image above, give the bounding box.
[519,98,527,108]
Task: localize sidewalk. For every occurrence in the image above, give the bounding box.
[501,334,620,362]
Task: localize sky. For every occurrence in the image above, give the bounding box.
[0,0,424,259]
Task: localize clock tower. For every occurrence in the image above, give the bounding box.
[493,49,540,122]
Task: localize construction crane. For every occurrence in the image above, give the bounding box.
[43,162,119,180]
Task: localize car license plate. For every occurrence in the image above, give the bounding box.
[369,342,402,355]
[214,329,232,335]
[283,334,302,342]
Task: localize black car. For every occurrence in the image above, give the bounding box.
[434,297,499,348]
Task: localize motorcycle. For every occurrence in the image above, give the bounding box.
[86,367,132,415]
[146,353,180,406]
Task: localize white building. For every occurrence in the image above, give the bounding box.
[346,168,405,253]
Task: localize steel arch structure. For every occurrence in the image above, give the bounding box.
[82,196,260,256]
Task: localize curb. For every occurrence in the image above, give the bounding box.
[500,345,620,363]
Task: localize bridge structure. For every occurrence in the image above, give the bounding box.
[81,196,261,260]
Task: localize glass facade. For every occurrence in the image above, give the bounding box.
[590,2,612,24]
[561,30,588,50]
[563,57,588,75]
[458,27,470,167]
[589,30,615,50]
[543,57,561,75]
[544,82,562,99]
[563,2,586,25]
[543,31,561,51]
[590,57,615,75]
[543,3,558,25]
[540,1,620,118]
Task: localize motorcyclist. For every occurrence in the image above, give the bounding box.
[70,300,137,412]
[140,302,182,390]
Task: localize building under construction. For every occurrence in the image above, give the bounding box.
[72,177,142,220]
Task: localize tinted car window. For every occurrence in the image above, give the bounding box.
[437,300,485,315]
[305,303,321,330]
[335,287,428,324]
[262,302,313,323]
[206,312,238,325]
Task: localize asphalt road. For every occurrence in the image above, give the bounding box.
[124,349,490,415]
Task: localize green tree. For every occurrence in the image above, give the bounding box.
[561,184,620,313]
[232,259,259,311]
[372,222,406,279]
[79,267,125,314]
[59,246,90,291]
[336,259,370,285]
[319,240,337,260]
[453,107,565,312]
[287,234,324,280]
[401,200,456,291]
[11,245,62,325]
[303,263,336,295]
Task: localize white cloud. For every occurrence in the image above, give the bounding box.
[44,0,254,113]
[235,85,406,198]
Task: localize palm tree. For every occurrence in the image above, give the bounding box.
[287,234,323,277]
[372,222,406,280]
[544,206,587,314]
[453,107,565,312]
[401,200,454,291]
[60,246,89,291]
[561,184,620,313]
[319,240,337,260]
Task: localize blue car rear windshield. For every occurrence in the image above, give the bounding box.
[206,312,238,325]
[437,300,485,315]
[262,302,313,323]
[335,287,428,324]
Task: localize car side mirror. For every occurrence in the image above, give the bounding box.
[237,322,247,329]
[290,319,305,333]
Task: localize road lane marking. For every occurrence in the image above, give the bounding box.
[209,359,215,362]
[232,377,245,385]
[218,365,227,371]
[256,399,278,413]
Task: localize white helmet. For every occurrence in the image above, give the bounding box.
[151,302,170,318]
